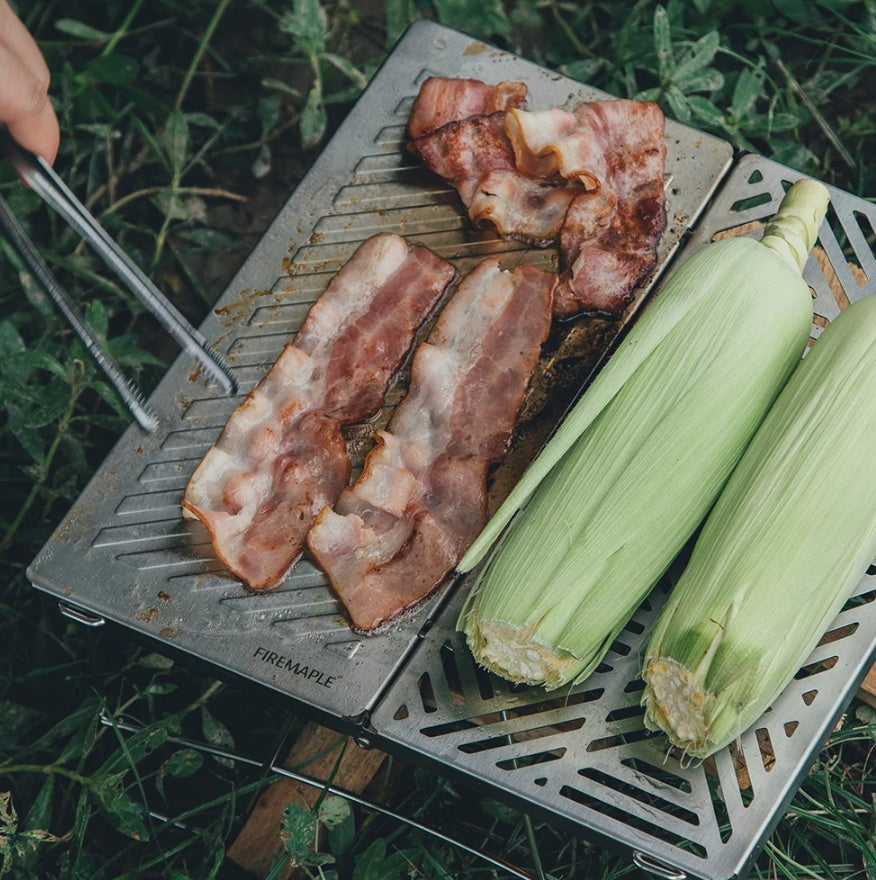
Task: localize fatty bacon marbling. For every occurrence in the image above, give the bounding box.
[307,260,556,633]
[408,77,667,317]
[182,233,457,590]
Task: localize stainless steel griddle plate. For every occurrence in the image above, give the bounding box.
[26,20,733,723]
[370,156,876,880]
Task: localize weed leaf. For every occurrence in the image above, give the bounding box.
[19,379,69,430]
[54,19,110,40]
[318,795,354,863]
[480,796,520,823]
[89,772,151,841]
[301,84,327,149]
[257,94,283,138]
[317,794,352,830]
[653,7,675,81]
[3,419,44,468]
[57,707,101,765]
[385,0,419,45]
[83,298,108,337]
[144,681,177,696]
[176,227,239,250]
[280,802,316,865]
[21,699,99,760]
[280,0,328,56]
[673,30,720,86]
[156,748,204,800]
[201,705,235,767]
[137,653,175,670]
[352,838,387,879]
[152,191,207,223]
[0,251,52,317]
[732,68,766,116]
[680,68,724,94]
[772,0,822,25]
[261,76,302,98]
[251,143,272,179]
[855,702,876,729]
[664,84,692,122]
[7,350,68,383]
[166,748,204,780]
[23,778,54,833]
[351,838,413,879]
[0,791,70,875]
[163,111,190,178]
[688,96,726,127]
[111,725,169,772]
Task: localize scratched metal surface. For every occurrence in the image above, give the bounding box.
[26,22,733,722]
[370,156,876,880]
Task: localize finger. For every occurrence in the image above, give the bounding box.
[6,92,60,165]
[0,0,50,85]
[0,20,59,163]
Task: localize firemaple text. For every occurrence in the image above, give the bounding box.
[252,646,337,688]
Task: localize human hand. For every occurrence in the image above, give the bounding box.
[0,0,59,163]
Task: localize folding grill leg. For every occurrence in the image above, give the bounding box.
[98,710,546,880]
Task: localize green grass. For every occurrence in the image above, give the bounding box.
[1,0,874,878]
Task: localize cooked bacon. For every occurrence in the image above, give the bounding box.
[406,76,527,140]
[409,111,584,244]
[307,260,556,632]
[469,171,584,246]
[504,107,605,188]
[407,78,667,317]
[182,233,457,590]
[554,100,667,316]
[185,410,351,590]
[409,112,517,205]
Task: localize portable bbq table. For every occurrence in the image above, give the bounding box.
[27,21,876,880]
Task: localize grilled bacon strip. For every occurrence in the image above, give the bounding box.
[182,233,457,590]
[552,100,667,317]
[307,260,556,633]
[409,112,517,205]
[407,78,666,317]
[406,76,527,140]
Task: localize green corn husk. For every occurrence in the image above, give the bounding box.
[642,292,876,759]
[457,179,830,691]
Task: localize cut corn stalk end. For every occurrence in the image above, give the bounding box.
[464,618,581,690]
[641,658,711,757]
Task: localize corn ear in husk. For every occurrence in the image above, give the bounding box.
[457,179,830,692]
[642,292,876,759]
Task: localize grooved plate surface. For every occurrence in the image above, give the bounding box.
[27,21,733,722]
[369,156,876,880]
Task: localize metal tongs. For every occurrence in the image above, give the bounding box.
[0,131,238,432]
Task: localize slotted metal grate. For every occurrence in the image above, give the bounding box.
[27,21,732,725]
[369,155,876,880]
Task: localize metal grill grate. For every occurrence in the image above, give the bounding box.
[369,155,876,880]
[27,21,732,724]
